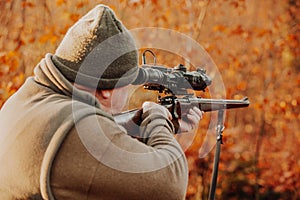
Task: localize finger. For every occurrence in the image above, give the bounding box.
[188,108,201,121]
[191,107,204,120]
[187,113,200,125]
[192,106,203,118]
[186,114,198,130]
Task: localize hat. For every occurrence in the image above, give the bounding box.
[52,4,139,89]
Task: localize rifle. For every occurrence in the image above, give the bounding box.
[113,96,250,131]
[113,50,249,131]
[113,50,250,200]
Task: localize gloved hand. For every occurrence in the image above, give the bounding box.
[142,102,203,133]
[142,102,172,120]
[178,106,204,133]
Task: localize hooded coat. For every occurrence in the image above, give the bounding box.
[0,54,188,199]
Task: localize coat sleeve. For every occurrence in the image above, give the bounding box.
[50,108,188,200]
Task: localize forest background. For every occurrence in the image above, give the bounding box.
[0,0,299,199]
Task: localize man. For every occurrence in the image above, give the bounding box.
[0,4,203,200]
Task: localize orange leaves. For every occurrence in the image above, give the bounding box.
[0,51,20,73]
[22,1,35,8]
[56,0,88,10]
[76,2,85,9]
[0,51,24,107]
[230,25,244,35]
[0,72,24,105]
[291,99,298,107]
[237,81,247,91]
[38,26,59,44]
[151,0,158,5]
[213,24,227,33]
[12,73,25,88]
[69,13,80,22]
[230,1,239,8]
[56,0,66,6]
[256,28,272,37]
[279,101,287,109]
[0,82,15,105]
[39,34,58,44]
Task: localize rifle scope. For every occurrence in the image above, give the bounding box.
[132,64,212,94]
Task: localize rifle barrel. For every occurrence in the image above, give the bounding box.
[183,97,250,112]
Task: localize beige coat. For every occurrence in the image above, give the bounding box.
[0,54,188,200]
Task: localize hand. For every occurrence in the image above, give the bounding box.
[142,102,172,120]
[178,106,204,133]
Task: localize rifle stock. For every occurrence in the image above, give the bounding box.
[113,97,250,130]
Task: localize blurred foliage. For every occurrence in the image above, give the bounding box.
[0,0,299,199]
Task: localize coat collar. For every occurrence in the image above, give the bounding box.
[33,53,102,108]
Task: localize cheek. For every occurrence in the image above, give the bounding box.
[116,91,128,104]
[111,89,129,110]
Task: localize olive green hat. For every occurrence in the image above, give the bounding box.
[52,4,139,89]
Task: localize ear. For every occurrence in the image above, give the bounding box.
[100,90,112,99]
